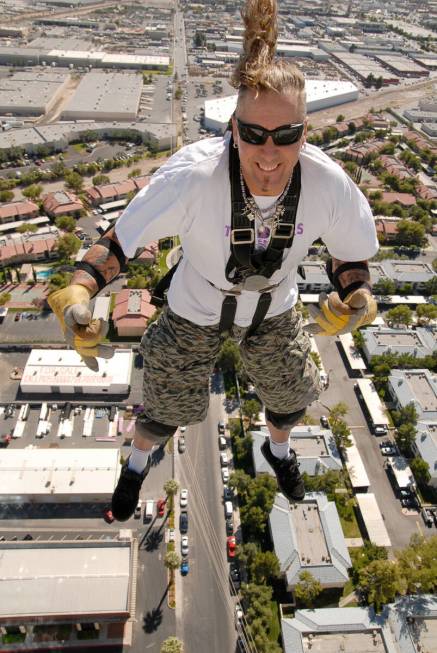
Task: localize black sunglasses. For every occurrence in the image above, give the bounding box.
[236,117,304,146]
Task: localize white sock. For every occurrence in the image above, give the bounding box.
[269,437,291,460]
[128,443,151,474]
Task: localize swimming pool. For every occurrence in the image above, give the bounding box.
[36,269,54,280]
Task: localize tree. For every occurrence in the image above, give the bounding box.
[310,351,322,369]
[240,583,282,653]
[160,637,184,653]
[386,305,413,327]
[417,303,437,325]
[216,338,242,375]
[373,278,396,295]
[64,171,83,192]
[294,571,322,607]
[242,399,261,426]
[92,174,110,186]
[329,402,348,420]
[392,402,418,427]
[55,215,76,232]
[0,292,11,306]
[358,559,404,612]
[48,271,73,291]
[0,189,14,202]
[229,469,252,502]
[56,233,81,260]
[16,223,38,233]
[432,258,437,273]
[396,220,427,247]
[252,550,281,585]
[163,479,179,502]
[164,551,181,584]
[128,167,142,178]
[397,534,437,594]
[22,184,43,201]
[410,457,431,485]
[336,114,345,123]
[395,422,417,456]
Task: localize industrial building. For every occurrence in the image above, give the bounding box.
[0,537,136,650]
[328,51,399,85]
[20,349,133,395]
[0,70,70,117]
[374,54,429,77]
[203,79,359,132]
[61,72,143,121]
[0,449,120,503]
[269,492,351,591]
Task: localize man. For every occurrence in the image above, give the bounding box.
[48,0,378,521]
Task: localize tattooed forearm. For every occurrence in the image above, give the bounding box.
[71,227,126,295]
[332,258,372,293]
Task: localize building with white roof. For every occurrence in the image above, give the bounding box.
[388,594,437,653]
[61,72,143,121]
[413,422,437,487]
[0,448,121,503]
[269,492,351,591]
[281,606,399,653]
[203,79,359,133]
[0,538,136,649]
[0,70,70,117]
[363,328,436,362]
[386,455,416,491]
[343,434,371,493]
[355,493,391,547]
[20,349,133,395]
[251,427,342,478]
[388,369,437,423]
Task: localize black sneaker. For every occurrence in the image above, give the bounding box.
[111,457,151,521]
[260,438,305,501]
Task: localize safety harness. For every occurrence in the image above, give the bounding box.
[151,137,302,337]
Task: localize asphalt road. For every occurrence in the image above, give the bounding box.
[313,335,428,550]
[175,378,237,653]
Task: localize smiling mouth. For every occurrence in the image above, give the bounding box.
[256,162,280,172]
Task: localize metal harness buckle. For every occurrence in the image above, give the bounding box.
[274,223,295,239]
[231,228,255,245]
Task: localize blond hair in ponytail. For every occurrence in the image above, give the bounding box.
[231,0,306,113]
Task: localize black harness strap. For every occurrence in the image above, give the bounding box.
[150,258,182,307]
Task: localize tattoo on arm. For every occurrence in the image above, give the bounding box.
[332,258,371,291]
[71,228,124,295]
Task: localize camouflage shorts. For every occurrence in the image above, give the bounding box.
[139,306,322,427]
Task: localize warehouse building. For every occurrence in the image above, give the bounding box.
[204,79,359,132]
[0,70,70,117]
[375,54,429,77]
[0,537,136,649]
[61,72,143,121]
[20,349,133,395]
[0,448,120,503]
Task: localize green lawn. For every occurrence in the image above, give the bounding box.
[342,579,354,598]
[72,143,86,153]
[339,512,361,538]
[268,601,280,643]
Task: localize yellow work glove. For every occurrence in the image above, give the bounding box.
[304,288,377,336]
[47,284,114,371]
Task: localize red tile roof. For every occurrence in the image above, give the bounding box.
[0,200,38,220]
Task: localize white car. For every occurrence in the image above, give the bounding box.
[168,528,175,542]
[180,488,188,508]
[179,425,187,433]
[222,467,230,483]
[181,535,189,557]
[235,604,243,624]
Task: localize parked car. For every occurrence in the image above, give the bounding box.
[227,535,236,558]
[103,508,114,523]
[178,436,186,453]
[180,510,188,533]
[134,500,142,519]
[168,528,176,542]
[225,517,234,536]
[374,426,388,436]
[180,488,188,508]
[179,425,187,433]
[223,486,233,502]
[401,497,417,510]
[218,420,225,434]
[320,415,329,428]
[181,535,189,557]
[157,498,166,517]
[220,452,229,467]
[145,500,154,522]
[229,562,241,591]
[380,446,396,456]
[235,604,243,624]
[222,467,230,483]
[421,508,434,528]
[23,534,33,541]
[218,435,227,450]
[0,434,11,447]
[181,560,190,575]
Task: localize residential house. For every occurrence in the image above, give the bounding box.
[43,191,83,218]
[0,200,39,225]
[112,289,156,337]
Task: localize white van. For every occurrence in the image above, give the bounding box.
[220,452,228,467]
[224,501,233,519]
[145,500,154,522]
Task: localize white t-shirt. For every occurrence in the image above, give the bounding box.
[115,136,379,327]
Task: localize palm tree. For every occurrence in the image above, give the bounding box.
[163,479,179,510]
[164,551,181,585]
[160,636,184,653]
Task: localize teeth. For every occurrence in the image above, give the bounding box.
[258,163,279,172]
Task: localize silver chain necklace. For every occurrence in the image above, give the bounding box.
[239,166,293,230]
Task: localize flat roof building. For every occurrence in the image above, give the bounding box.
[413,422,437,488]
[363,327,436,362]
[204,80,359,133]
[388,369,437,422]
[343,434,371,493]
[0,448,120,503]
[61,72,143,122]
[355,493,391,547]
[20,348,133,396]
[0,70,69,117]
[0,538,135,649]
[269,492,351,590]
